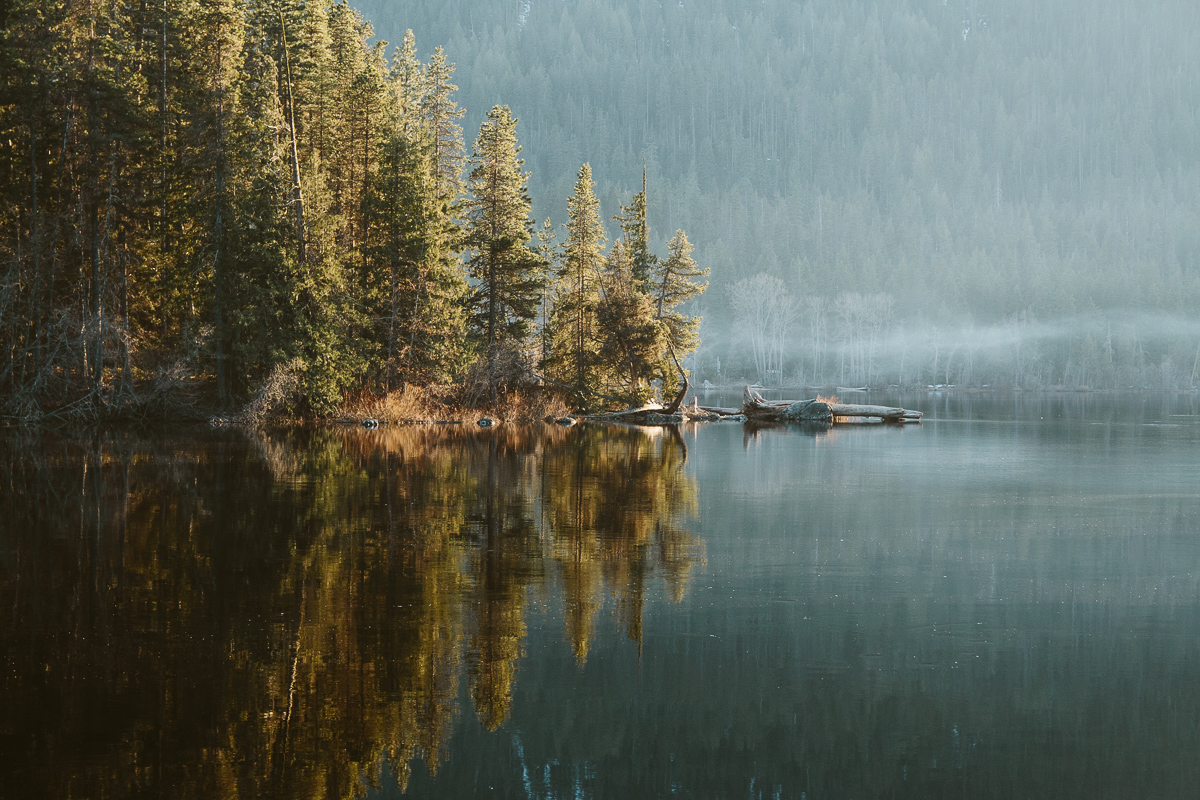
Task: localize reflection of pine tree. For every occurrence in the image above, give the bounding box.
[465,434,542,730]
[543,425,704,660]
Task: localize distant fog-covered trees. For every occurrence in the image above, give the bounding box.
[360,0,1200,390]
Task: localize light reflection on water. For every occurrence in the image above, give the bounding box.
[2,393,1199,799]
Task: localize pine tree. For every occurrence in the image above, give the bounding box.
[419,46,466,206]
[364,127,468,387]
[223,41,293,399]
[614,161,655,289]
[534,218,557,367]
[390,30,424,141]
[235,0,362,415]
[649,229,708,403]
[187,0,246,403]
[596,238,664,404]
[325,1,387,257]
[465,105,547,390]
[545,163,607,410]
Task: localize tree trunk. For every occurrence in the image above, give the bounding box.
[26,119,41,383]
[279,10,305,266]
[213,27,227,402]
[663,344,689,414]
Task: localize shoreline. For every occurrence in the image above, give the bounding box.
[5,385,1199,432]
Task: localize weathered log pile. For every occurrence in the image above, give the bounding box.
[737,386,922,424]
[554,387,921,427]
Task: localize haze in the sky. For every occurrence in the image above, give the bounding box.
[359,0,1200,389]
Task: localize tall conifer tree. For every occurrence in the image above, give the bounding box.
[390,30,424,140]
[465,106,546,379]
[189,0,246,402]
[420,46,465,206]
[545,163,607,409]
[223,40,293,399]
[614,162,655,289]
[597,238,664,404]
[364,127,468,387]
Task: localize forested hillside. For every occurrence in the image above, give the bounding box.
[0,0,703,418]
[360,0,1200,388]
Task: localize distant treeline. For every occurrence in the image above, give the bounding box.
[0,0,705,418]
[361,0,1200,389]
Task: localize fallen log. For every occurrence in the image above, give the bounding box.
[741,386,921,424]
[697,405,744,416]
[828,403,923,422]
[577,404,687,425]
[741,386,832,423]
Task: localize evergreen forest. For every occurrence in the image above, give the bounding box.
[361,0,1200,390]
[0,0,705,419]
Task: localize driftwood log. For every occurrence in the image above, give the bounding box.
[577,404,685,424]
[828,403,922,421]
[740,386,921,424]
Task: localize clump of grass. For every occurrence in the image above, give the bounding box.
[494,388,572,421]
[815,394,840,405]
[337,384,571,425]
[339,384,435,423]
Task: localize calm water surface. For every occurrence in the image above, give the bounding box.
[2,393,1199,799]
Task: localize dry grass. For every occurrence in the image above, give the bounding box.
[337,384,572,424]
[815,394,841,405]
[235,360,302,425]
[339,384,435,423]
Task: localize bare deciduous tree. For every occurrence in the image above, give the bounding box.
[731,273,798,386]
[833,292,894,385]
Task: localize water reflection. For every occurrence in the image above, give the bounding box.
[0,423,703,798]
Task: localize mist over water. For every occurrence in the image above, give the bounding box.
[698,310,1200,390]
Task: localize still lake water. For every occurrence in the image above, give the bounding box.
[2,393,1199,799]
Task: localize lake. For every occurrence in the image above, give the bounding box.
[2,392,1198,799]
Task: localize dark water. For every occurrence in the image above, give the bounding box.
[2,393,1199,799]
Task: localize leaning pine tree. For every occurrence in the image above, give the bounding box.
[649,230,708,408]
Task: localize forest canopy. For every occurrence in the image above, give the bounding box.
[0,0,705,418]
